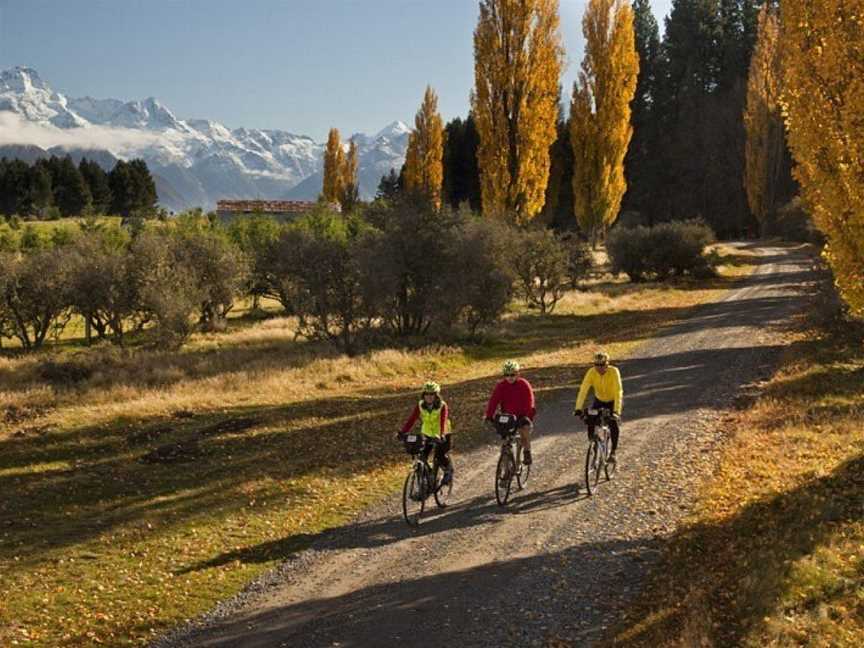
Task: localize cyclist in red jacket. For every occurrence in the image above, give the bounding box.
[484,360,536,465]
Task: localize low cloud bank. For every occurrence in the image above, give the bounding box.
[0,111,160,155]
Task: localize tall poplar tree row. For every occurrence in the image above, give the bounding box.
[570,0,639,244]
[472,0,564,223]
[780,0,864,316]
[403,86,446,210]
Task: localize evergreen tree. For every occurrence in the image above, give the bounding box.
[109,159,157,217]
[79,158,113,214]
[28,164,53,215]
[128,159,158,215]
[540,107,575,230]
[442,114,481,211]
[622,0,662,223]
[46,155,91,217]
[376,168,401,201]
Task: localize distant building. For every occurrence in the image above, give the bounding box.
[215,199,340,223]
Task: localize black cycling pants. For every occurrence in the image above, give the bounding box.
[586,399,620,452]
[422,433,452,470]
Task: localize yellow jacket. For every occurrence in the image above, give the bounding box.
[575,366,623,415]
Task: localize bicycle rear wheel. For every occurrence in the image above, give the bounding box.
[402,464,426,525]
[495,450,515,506]
[516,440,531,489]
[434,460,453,508]
[585,441,601,495]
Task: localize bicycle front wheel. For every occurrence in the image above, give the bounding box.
[585,441,601,495]
[402,464,426,525]
[495,450,515,506]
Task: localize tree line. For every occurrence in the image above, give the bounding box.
[0,201,603,353]
[0,155,158,219]
[368,0,783,241]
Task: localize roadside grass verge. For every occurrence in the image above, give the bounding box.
[610,284,864,646]
[0,245,761,647]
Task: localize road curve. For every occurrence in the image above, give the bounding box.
[161,244,815,648]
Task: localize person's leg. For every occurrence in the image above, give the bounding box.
[609,418,620,454]
[437,435,453,483]
[518,418,533,464]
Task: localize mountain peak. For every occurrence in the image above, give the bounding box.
[0,66,50,94]
[374,121,411,140]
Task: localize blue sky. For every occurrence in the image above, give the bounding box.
[0,0,673,140]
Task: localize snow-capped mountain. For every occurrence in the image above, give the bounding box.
[0,66,409,210]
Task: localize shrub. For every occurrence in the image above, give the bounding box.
[766,197,824,243]
[608,220,716,282]
[127,232,201,347]
[513,228,570,313]
[356,198,459,335]
[227,213,282,310]
[607,225,651,281]
[66,232,139,344]
[447,219,514,335]
[559,232,593,287]
[173,226,249,332]
[0,248,73,349]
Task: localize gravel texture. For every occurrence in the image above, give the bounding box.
[153,245,814,648]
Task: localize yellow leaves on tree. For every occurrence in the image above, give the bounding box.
[569,0,638,244]
[342,140,359,211]
[321,128,358,212]
[781,1,864,317]
[322,128,346,205]
[404,86,445,210]
[744,5,784,229]
[472,0,564,224]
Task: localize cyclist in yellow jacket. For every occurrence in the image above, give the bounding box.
[399,381,454,485]
[574,351,623,458]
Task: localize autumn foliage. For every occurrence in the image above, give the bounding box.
[744,5,785,229]
[403,86,445,210]
[472,0,564,223]
[321,129,358,211]
[569,0,639,243]
[780,1,864,317]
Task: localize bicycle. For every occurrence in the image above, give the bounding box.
[581,407,617,496]
[491,413,531,506]
[400,434,452,526]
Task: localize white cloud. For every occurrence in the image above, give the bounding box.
[0,111,161,156]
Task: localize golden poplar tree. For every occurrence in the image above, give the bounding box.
[781,0,864,316]
[321,128,345,205]
[341,140,359,210]
[403,85,445,210]
[472,0,564,223]
[569,0,638,244]
[744,5,783,229]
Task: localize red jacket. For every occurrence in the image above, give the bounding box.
[485,377,536,420]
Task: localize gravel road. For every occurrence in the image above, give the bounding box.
[155,244,814,648]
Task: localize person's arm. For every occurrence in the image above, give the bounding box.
[575,369,595,411]
[612,367,623,416]
[440,402,449,436]
[526,380,536,419]
[484,383,501,419]
[401,404,420,435]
